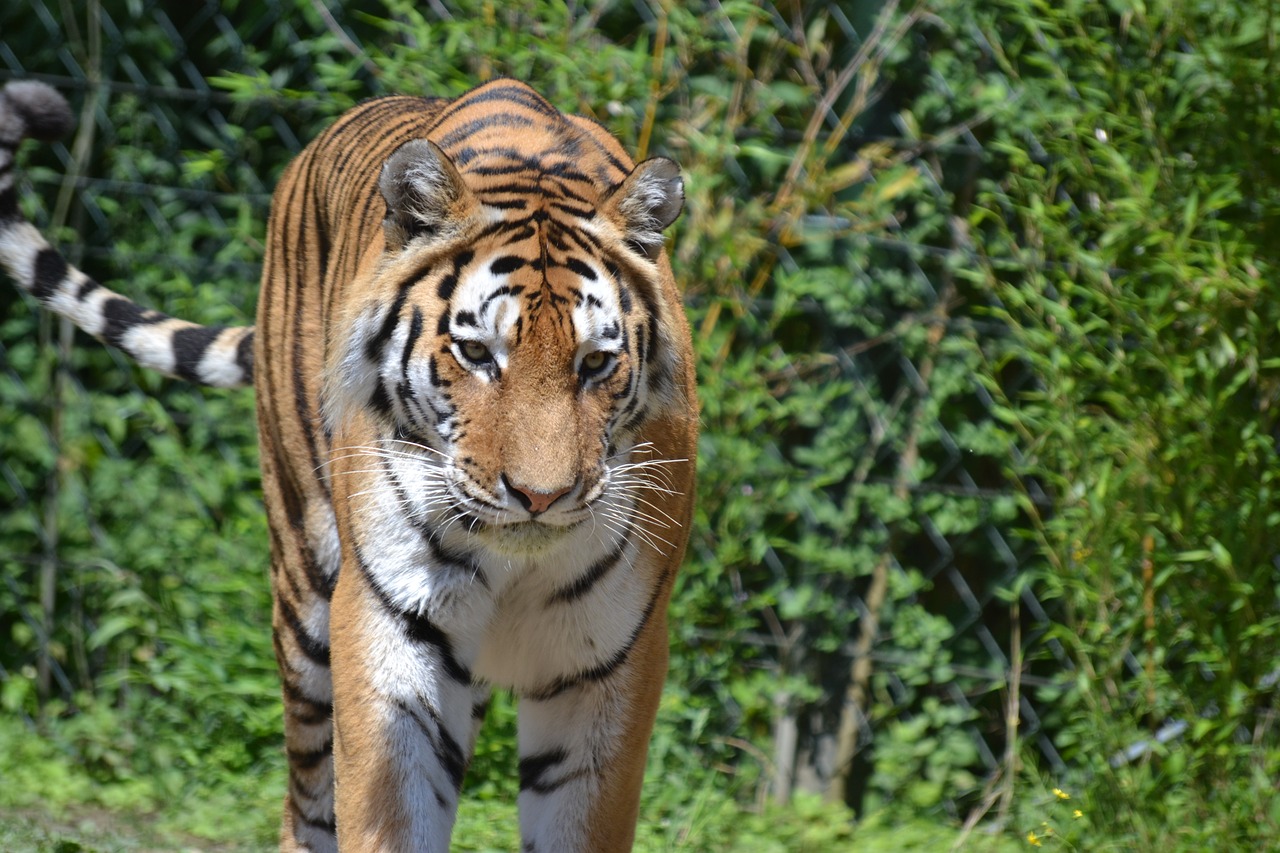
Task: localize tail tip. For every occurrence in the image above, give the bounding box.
[1,80,73,143]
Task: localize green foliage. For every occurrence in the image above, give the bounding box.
[907,0,1280,848]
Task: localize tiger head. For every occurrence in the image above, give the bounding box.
[324,133,688,557]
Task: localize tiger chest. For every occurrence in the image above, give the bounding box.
[471,538,654,692]
[348,501,652,694]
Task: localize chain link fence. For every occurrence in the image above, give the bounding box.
[0,0,1069,822]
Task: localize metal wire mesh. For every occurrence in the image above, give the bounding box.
[0,0,1060,818]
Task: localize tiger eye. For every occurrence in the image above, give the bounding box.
[460,340,492,364]
[582,350,608,372]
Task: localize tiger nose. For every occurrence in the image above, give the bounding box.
[503,475,573,515]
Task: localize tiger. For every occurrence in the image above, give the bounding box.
[0,77,697,852]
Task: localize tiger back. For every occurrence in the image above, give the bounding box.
[0,78,697,853]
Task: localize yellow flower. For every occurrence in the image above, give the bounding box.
[1027,831,1043,847]
[1073,809,1084,819]
[1053,787,1070,800]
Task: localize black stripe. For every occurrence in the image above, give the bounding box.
[289,771,329,804]
[477,218,536,243]
[276,594,331,667]
[171,325,224,382]
[546,536,628,604]
[366,288,410,363]
[284,149,330,507]
[369,381,394,417]
[489,254,526,275]
[437,272,459,301]
[404,610,473,684]
[541,177,593,206]
[100,297,164,349]
[76,276,100,300]
[325,98,423,184]
[436,113,536,149]
[397,379,433,429]
[440,250,475,301]
[353,539,475,682]
[31,248,67,301]
[0,188,17,220]
[428,702,468,791]
[479,284,522,313]
[236,329,255,377]
[288,797,336,833]
[562,257,597,280]
[428,354,450,388]
[524,565,672,702]
[518,747,570,793]
[468,162,534,177]
[435,83,562,128]
[271,496,337,602]
[550,201,595,219]
[612,363,637,402]
[287,739,333,771]
[279,675,333,726]
[544,161,594,183]
[401,306,424,376]
[476,180,543,198]
[452,145,541,169]
[395,697,468,792]
[305,541,338,602]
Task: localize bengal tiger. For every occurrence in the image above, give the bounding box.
[0,78,697,852]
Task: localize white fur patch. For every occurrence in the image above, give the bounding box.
[0,221,41,287]
[197,327,253,387]
[449,261,523,374]
[119,318,182,375]
[322,306,389,435]
[572,266,624,359]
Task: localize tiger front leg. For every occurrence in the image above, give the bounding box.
[516,608,670,853]
[328,558,485,853]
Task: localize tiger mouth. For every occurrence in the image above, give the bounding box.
[469,517,583,555]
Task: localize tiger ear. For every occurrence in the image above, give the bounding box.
[379,139,476,249]
[604,157,684,261]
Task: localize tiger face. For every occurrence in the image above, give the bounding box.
[325,139,685,562]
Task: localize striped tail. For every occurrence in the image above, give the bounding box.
[0,80,254,388]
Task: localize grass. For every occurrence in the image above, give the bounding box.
[0,799,1026,853]
[0,712,1023,852]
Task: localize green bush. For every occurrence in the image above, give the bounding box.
[907,0,1280,847]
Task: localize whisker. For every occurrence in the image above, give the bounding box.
[601,489,680,527]
[612,455,687,469]
[623,494,681,528]
[595,504,674,552]
[382,438,449,458]
[610,475,681,497]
